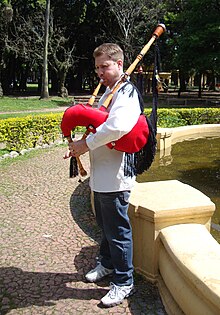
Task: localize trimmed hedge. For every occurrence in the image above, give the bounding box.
[146,108,220,128]
[0,113,63,151]
[0,108,220,152]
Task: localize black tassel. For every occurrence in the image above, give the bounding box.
[124,153,137,177]
[135,116,157,175]
[70,156,79,178]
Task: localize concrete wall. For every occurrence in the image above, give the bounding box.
[128,180,220,315]
[159,224,220,315]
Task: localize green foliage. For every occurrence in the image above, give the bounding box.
[0,0,219,97]
[165,0,220,73]
[144,108,220,128]
[0,113,63,151]
[176,108,220,125]
[157,109,187,127]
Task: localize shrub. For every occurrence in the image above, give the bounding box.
[144,108,220,128]
[0,113,63,151]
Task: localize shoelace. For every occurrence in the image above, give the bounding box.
[108,282,119,299]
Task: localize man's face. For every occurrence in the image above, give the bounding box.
[95,53,123,88]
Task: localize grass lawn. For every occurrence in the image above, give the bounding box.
[0,96,72,113]
[0,111,65,119]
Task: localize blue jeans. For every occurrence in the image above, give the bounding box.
[94,191,134,286]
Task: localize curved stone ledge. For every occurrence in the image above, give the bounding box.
[128,180,215,283]
[159,224,220,315]
[157,124,220,153]
[128,180,218,314]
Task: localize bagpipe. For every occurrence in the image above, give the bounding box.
[61,100,149,153]
[61,24,166,177]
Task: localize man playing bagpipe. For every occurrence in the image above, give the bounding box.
[61,24,165,307]
[67,43,139,307]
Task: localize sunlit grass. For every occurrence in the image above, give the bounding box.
[0,96,72,113]
[0,111,66,119]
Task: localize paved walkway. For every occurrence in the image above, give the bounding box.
[0,146,167,315]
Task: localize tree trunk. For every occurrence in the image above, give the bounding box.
[57,69,68,97]
[50,69,58,94]
[19,62,29,92]
[198,72,202,98]
[1,68,11,95]
[40,0,50,99]
[208,70,216,91]
[0,82,3,97]
[178,69,187,98]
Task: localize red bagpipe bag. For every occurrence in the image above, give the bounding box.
[60,102,149,154]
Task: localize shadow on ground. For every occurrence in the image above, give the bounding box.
[0,253,163,314]
[0,246,106,315]
[68,178,167,314]
[0,178,166,314]
[69,177,101,244]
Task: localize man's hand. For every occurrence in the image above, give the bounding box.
[68,139,89,157]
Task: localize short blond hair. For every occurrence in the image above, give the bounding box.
[93,43,124,62]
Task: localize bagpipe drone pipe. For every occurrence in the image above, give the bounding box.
[60,24,166,177]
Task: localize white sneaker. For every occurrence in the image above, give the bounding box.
[101,282,135,307]
[85,262,114,282]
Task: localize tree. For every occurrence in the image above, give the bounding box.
[106,0,165,65]
[0,1,46,94]
[49,26,75,97]
[40,0,50,99]
[0,1,13,94]
[0,0,169,95]
[48,0,89,95]
[180,0,220,96]
[106,0,145,63]
[164,0,220,97]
